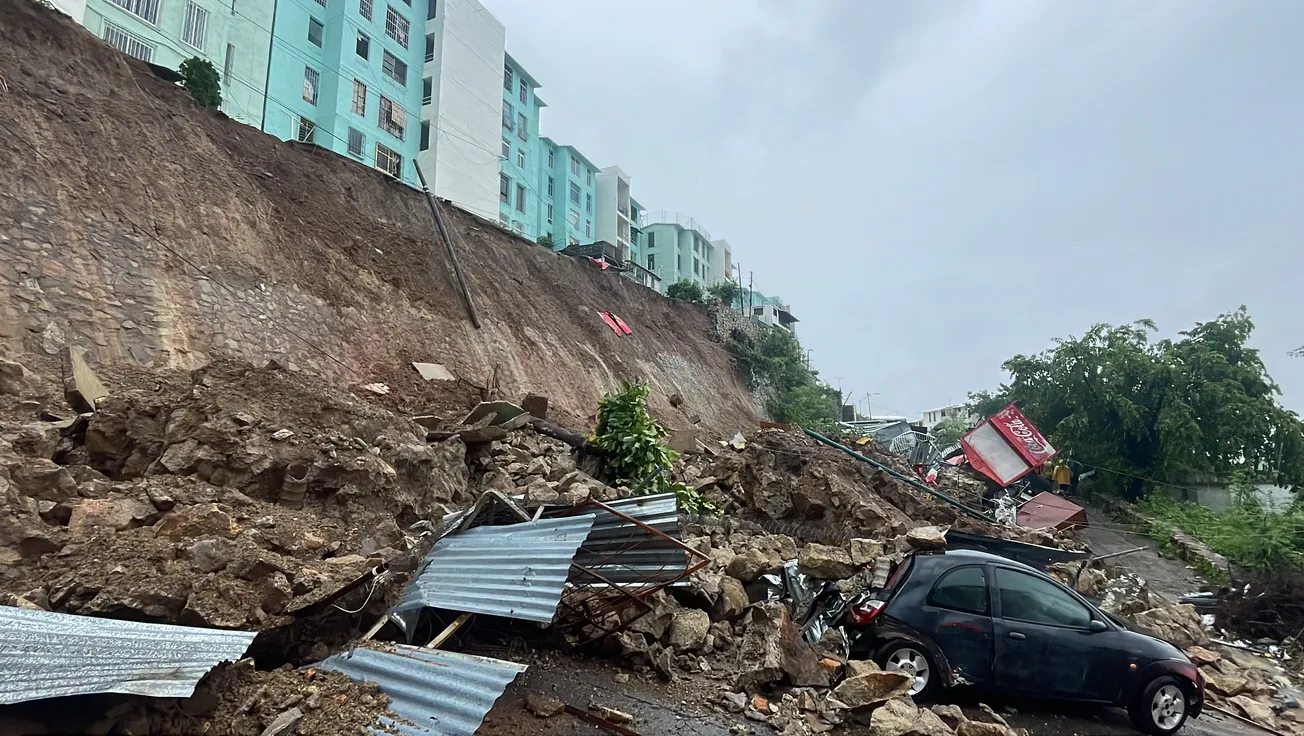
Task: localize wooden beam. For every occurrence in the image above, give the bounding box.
[425,612,472,649]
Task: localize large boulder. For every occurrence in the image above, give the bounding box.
[714,576,749,620]
[869,698,954,736]
[726,547,777,582]
[831,671,913,709]
[668,609,710,652]
[736,602,830,689]
[849,538,885,566]
[906,525,948,550]
[798,544,859,579]
[1131,604,1208,648]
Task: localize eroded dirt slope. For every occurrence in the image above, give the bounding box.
[0,0,757,434]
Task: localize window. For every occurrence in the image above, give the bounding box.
[182,2,209,50]
[569,181,580,205]
[375,143,402,178]
[547,149,554,168]
[307,17,323,46]
[360,0,373,19]
[569,158,580,176]
[995,568,1091,628]
[352,79,367,115]
[313,0,325,5]
[585,220,591,238]
[106,0,160,24]
[356,32,370,59]
[422,77,432,105]
[585,193,592,214]
[512,220,522,232]
[694,260,700,276]
[568,209,580,228]
[586,169,593,186]
[569,236,579,245]
[428,0,437,20]
[516,112,527,141]
[502,102,515,131]
[647,254,655,270]
[928,566,989,615]
[519,79,527,104]
[499,174,510,203]
[347,127,365,156]
[503,65,512,91]
[516,148,525,168]
[499,214,510,227]
[546,177,554,196]
[378,95,405,139]
[516,184,526,212]
[501,139,510,158]
[101,21,155,61]
[385,6,410,48]
[648,232,655,248]
[382,51,407,86]
[297,117,316,143]
[546,204,553,223]
[425,34,435,63]
[222,44,234,86]
[302,66,320,104]
[420,121,430,151]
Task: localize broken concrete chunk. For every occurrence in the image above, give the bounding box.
[798,544,859,579]
[831,671,912,709]
[270,429,295,441]
[720,691,747,713]
[524,692,565,718]
[412,362,456,381]
[462,401,526,427]
[62,346,108,413]
[668,609,710,651]
[849,538,886,566]
[906,525,948,550]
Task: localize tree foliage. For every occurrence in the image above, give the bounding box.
[706,281,744,309]
[666,280,706,305]
[179,57,222,110]
[590,381,714,513]
[728,326,840,429]
[932,418,970,447]
[536,233,555,248]
[969,308,1304,500]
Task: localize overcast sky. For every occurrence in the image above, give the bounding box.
[485,0,1304,418]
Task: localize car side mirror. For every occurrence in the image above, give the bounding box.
[1089,619,1108,633]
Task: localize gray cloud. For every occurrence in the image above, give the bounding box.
[489,0,1304,416]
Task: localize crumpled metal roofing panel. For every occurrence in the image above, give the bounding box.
[392,514,596,623]
[317,645,526,736]
[0,606,256,704]
[563,492,687,584]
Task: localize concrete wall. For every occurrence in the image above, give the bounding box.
[418,0,505,221]
[51,0,85,22]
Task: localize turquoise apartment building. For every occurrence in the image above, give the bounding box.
[643,214,730,289]
[498,54,544,238]
[83,0,272,128]
[263,0,428,188]
[535,138,599,249]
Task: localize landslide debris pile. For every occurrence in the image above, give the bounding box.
[0,355,484,733]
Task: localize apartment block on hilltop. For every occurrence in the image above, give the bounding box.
[498,54,543,238]
[740,286,798,334]
[83,0,272,129]
[643,213,731,290]
[535,138,599,248]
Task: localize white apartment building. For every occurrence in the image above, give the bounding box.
[419,0,506,221]
[595,166,635,261]
[920,404,978,429]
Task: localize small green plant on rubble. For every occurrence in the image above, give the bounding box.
[179,57,223,110]
[591,381,717,514]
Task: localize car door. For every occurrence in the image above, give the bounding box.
[919,564,995,686]
[990,566,1116,702]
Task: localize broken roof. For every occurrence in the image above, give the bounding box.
[0,606,256,704]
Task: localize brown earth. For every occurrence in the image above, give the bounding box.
[0,0,758,437]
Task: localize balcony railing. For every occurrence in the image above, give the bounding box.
[645,210,709,241]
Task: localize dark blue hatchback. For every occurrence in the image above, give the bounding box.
[843,550,1203,736]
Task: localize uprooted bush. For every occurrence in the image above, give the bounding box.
[590,381,715,514]
[1216,569,1304,641]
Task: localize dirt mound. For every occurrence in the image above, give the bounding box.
[696,430,1001,541]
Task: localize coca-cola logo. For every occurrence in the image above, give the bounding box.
[1002,418,1048,455]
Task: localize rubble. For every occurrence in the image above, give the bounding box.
[1131,603,1209,649]
[830,670,912,709]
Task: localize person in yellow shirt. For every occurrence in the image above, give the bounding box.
[1052,460,1073,493]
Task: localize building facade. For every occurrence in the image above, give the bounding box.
[419,0,506,217]
[919,404,978,430]
[535,138,599,249]
[497,53,543,238]
[83,0,272,129]
[642,213,730,290]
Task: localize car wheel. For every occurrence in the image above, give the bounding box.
[875,640,938,700]
[1128,675,1190,736]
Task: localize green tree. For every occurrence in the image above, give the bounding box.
[179,57,222,110]
[932,417,970,447]
[706,281,744,309]
[969,308,1304,500]
[536,233,555,248]
[666,280,706,304]
[728,325,839,428]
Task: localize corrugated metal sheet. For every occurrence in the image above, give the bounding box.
[0,606,256,704]
[393,515,596,623]
[317,645,525,736]
[563,493,687,585]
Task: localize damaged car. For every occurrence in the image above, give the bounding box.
[844,550,1203,736]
